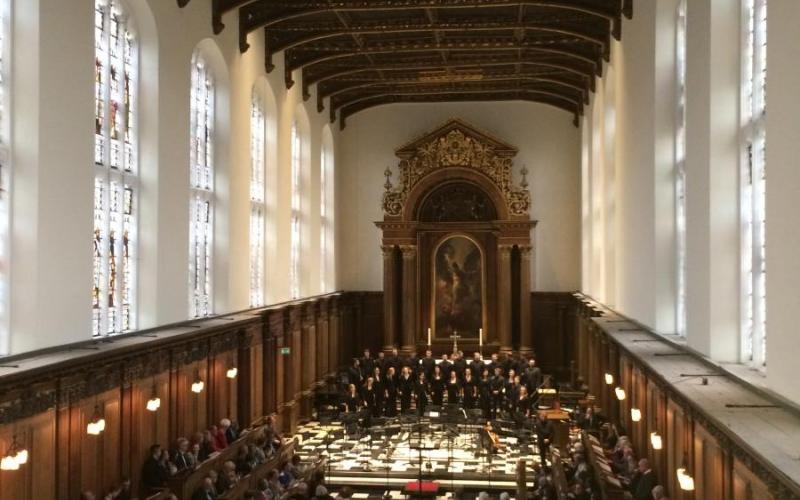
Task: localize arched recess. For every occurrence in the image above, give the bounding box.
[189,38,231,314]
[123,0,160,330]
[289,102,311,299]
[251,75,277,305]
[405,169,509,223]
[320,123,335,294]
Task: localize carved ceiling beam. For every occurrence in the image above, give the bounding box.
[302,47,597,87]
[338,90,582,129]
[266,21,607,59]
[285,40,602,86]
[332,87,582,119]
[323,75,586,112]
[240,0,618,38]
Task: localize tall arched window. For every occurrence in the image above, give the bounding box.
[249,91,266,307]
[320,139,334,293]
[189,51,214,318]
[289,122,301,300]
[93,0,138,336]
[0,0,10,352]
[675,0,687,337]
[741,0,767,367]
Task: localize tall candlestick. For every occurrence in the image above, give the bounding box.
[427,327,431,347]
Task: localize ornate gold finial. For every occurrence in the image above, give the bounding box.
[520,164,529,189]
[384,166,393,191]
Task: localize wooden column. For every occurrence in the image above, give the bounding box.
[300,304,316,419]
[263,316,278,415]
[319,299,330,377]
[498,244,513,353]
[400,245,418,354]
[330,298,340,370]
[518,245,533,355]
[382,245,398,352]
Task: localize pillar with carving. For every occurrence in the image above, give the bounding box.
[382,245,397,352]
[519,245,533,356]
[400,245,417,354]
[497,244,513,353]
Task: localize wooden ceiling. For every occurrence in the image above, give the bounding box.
[179,0,632,128]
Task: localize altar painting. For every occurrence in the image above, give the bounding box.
[434,236,483,338]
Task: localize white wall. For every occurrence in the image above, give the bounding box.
[7,0,336,354]
[765,0,800,405]
[337,101,581,293]
[582,0,800,405]
[581,0,678,334]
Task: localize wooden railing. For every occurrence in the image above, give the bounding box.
[217,440,297,500]
[167,421,271,500]
[574,293,800,500]
[0,292,383,500]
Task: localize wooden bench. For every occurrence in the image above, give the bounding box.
[218,440,297,499]
[167,424,270,500]
[550,448,571,500]
[582,431,627,500]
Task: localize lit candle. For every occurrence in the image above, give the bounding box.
[479,328,483,347]
[427,327,431,346]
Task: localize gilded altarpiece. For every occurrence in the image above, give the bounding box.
[376,119,536,354]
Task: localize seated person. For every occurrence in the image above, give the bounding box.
[191,477,218,500]
[215,460,238,495]
[141,444,169,493]
[220,418,238,444]
[278,460,295,488]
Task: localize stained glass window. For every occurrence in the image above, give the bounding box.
[290,122,301,300]
[189,51,214,318]
[741,0,767,367]
[93,0,137,336]
[675,0,687,337]
[249,92,266,307]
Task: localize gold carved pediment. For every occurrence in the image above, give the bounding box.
[383,119,530,217]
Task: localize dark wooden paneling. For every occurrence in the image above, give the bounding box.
[530,291,576,378]
[0,292,374,499]
[573,294,795,500]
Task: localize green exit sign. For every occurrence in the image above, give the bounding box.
[280,347,291,355]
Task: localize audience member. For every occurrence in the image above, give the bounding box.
[630,458,658,500]
[191,476,218,500]
[651,485,668,500]
[141,444,169,493]
[220,418,238,444]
